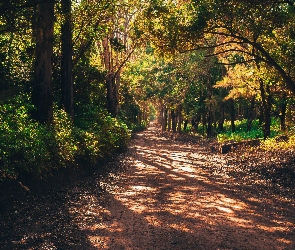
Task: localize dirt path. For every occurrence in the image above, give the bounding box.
[1,124,295,249]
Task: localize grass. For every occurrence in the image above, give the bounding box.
[216,119,282,143]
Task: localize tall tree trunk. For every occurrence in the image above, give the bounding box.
[137,110,142,125]
[259,79,271,139]
[229,99,236,133]
[278,93,287,131]
[183,119,188,131]
[106,73,119,117]
[207,109,213,137]
[191,115,200,131]
[177,105,182,133]
[162,107,167,132]
[103,37,119,117]
[218,102,224,131]
[246,97,256,132]
[32,0,55,123]
[61,0,73,118]
[167,109,171,131]
[171,109,177,133]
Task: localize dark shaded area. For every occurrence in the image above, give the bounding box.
[0,153,127,249]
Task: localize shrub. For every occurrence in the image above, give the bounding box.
[0,95,131,181]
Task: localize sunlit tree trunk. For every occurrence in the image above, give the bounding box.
[32,0,54,123]
[61,0,73,118]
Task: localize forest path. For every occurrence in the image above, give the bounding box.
[1,123,295,249]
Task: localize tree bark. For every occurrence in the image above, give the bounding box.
[229,99,236,133]
[177,105,182,133]
[32,0,54,123]
[167,109,171,131]
[61,0,73,118]
[171,109,177,133]
[278,93,287,131]
[218,102,225,131]
[102,37,120,117]
[207,109,213,136]
[106,73,119,117]
[259,79,271,139]
[246,97,256,132]
[162,107,167,132]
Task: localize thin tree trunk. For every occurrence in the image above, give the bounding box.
[278,93,287,131]
[177,105,182,133]
[207,109,213,136]
[229,99,236,133]
[183,120,188,131]
[32,0,55,123]
[162,107,167,132]
[167,109,171,131]
[218,102,224,131]
[246,97,255,132]
[171,109,177,133]
[259,79,271,139]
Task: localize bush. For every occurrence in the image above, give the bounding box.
[0,95,130,181]
[0,95,55,179]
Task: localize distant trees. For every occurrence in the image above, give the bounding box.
[2,0,295,139]
[131,0,295,138]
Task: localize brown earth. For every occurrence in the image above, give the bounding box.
[0,123,295,249]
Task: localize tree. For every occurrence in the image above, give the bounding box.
[100,0,147,117]
[143,1,295,96]
[61,0,74,118]
[32,0,55,123]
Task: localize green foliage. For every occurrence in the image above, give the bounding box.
[217,118,282,143]
[262,132,295,151]
[0,95,55,179]
[0,95,130,181]
[74,102,131,160]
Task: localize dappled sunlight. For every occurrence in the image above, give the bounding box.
[63,126,295,249]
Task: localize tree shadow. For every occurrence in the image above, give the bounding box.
[1,125,294,249]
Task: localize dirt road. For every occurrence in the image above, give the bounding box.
[1,124,295,249]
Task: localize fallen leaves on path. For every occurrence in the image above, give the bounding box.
[0,124,294,249]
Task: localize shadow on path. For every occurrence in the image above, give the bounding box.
[0,124,294,249]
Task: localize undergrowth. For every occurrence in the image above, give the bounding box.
[0,94,130,181]
[217,118,295,151]
[217,119,282,143]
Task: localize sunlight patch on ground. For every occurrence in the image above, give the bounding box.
[216,206,234,213]
[64,127,295,249]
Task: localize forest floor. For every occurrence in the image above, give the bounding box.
[0,123,295,250]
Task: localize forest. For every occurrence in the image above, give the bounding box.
[1,1,295,249]
[1,0,295,182]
